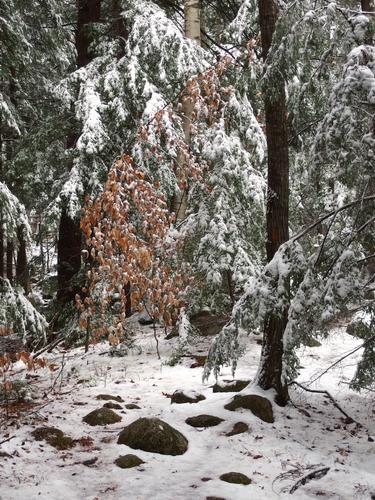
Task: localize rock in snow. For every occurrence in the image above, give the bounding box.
[117,417,188,456]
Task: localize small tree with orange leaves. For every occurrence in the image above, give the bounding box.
[77,154,189,350]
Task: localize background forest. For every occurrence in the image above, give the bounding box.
[1,0,374,396]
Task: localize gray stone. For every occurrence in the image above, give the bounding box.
[224,394,274,423]
[125,403,141,410]
[83,408,122,426]
[96,394,124,402]
[171,390,206,404]
[226,422,249,436]
[185,414,224,428]
[31,426,75,450]
[190,311,228,336]
[212,380,250,393]
[118,417,188,456]
[220,472,251,485]
[115,454,145,469]
[103,402,123,410]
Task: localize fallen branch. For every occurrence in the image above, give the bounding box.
[33,333,65,359]
[0,435,16,446]
[289,467,330,494]
[289,381,363,428]
[307,333,375,386]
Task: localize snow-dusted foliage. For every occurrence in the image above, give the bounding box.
[0,182,30,238]
[204,1,375,387]
[54,0,210,218]
[183,91,266,313]
[0,278,47,346]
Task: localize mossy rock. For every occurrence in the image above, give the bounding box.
[212,380,250,393]
[171,390,206,404]
[185,414,224,428]
[96,394,124,402]
[115,454,145,469]
[190,311,228,336]
[226,422,249,436]
[125,403,141,410]
[118,417,188,456]
[31,427,75,450]
[165,326,179,340]
[224,394,274,423]
[220,472,251,485]
[103,402,123,410]
[83,408,122,426]
[302,337,321,348]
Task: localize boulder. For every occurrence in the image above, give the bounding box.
[165,326,179,340]
[226,422,249,436]
[220,472,251,485]
[118,417,188,456]
[171,390,206,405]
[190,311,228,336]
[115,454,145,469]
[302,337,321,347]
[96,394,124,402]
[138,311,154,326]
[185,415,224,428]
[224,394,274,423]
[31,426,75,450]
[103,402,123,410]
[83,408,122,426]
[212,380,250,393]
[125,403,141,410]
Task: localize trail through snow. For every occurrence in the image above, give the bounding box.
[0,321,374,500]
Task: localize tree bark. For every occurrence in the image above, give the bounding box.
[76,0,101,68]
[111,0,128,58]
[16,224,30,294]
[6,239,14,283]
[57,0,101,302]
[172,0,201,220]
[0,215,4,278]
[361,0,374,44]
[256,0,290,406]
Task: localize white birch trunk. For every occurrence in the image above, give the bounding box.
[172,0,201,220]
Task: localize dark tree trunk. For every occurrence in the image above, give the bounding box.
[256,0,290,406]
[111,0,128,57]
[0,214,4,279]
[57,210,83,299]
[76,0,101,68]
[16,224,30,294]
[361,1,374,44]
[6,239,14,283]
[57,0,101,302]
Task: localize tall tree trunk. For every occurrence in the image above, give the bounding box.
[111,0,131,316]
[361,0,374,44]
[57,0,101,302]
[256,0,290,406]
[0,130,3,279]
[0,215,4,279]
[172,0,201,220]
[111,0,128,57]
[16,224,30,294]
[6,239,14,283]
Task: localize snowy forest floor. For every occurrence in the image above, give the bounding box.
[1,319,375,500]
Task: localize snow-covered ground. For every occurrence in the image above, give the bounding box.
[1,322,374,500]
